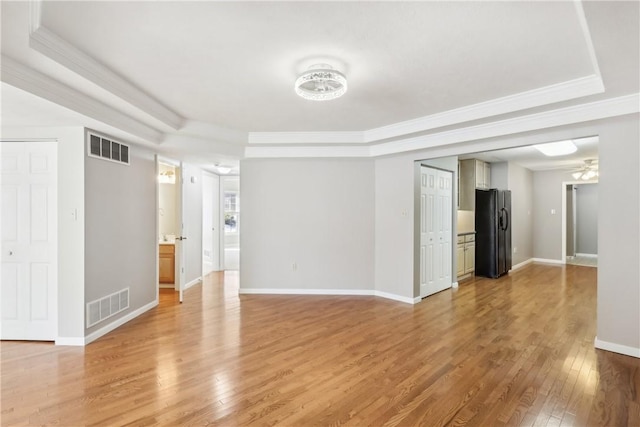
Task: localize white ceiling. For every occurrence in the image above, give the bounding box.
[1,1,638,171]
[460,136,599,171]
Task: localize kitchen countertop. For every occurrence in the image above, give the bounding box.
[458,231,476,236]
[159,240,175,245]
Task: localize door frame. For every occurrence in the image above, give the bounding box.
[560,179,598,264]
[155,156,185,302]
[561,179,598,264]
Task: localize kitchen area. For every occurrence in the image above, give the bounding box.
[456,158,513,282]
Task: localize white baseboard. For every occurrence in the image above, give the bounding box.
[452,281,459,289]
[576,253,598,258]
[595,337,640,358]
[83,299,159,346]
[512,258,534,270]
[238,288,373,296]
[373,290,420,305]
[184,277,202,290]
[238,288,420,305]
[531,258,564,265]
[55,336,85,346]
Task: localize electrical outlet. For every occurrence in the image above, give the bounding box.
[513,247,518,254]
[292,262,297,272]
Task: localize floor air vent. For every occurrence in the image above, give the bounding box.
[88,132,130,165]
[86,288,130,328]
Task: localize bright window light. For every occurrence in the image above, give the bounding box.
[533,140,577,156]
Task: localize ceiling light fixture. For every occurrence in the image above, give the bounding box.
[533,140,577,157]
[214,163,232,175]
[571,160,599,180]
[295,63,347,101]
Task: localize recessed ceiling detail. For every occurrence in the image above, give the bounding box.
[1,1,638,164]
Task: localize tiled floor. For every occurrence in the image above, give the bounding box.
[566,254,598,267]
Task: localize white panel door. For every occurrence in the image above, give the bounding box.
[175,164,186,302]
[1,141,57,340]
[420,166,453,298]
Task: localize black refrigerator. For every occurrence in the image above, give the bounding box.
[475,189,512,278]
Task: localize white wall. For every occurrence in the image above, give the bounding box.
[84,132,157,335]
[183,164,203,286]
[202,171,221,274]
[374,155,418,299]
[532,169,577,261]
[240,158,375,292]
[1,126,86,342]
[596,115,639,353]
[575,183,598,255]
[490,162,509,190]
[508,162,534,266]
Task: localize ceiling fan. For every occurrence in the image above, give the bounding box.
[571,159,599,180]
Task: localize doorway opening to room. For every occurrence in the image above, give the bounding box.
[157,159,186,304]
[564,182,598,267]
[222,176,240,270]
[416,135,599,299]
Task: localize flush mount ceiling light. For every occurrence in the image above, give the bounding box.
[295,63,347,101]
[533,140,577,157]
[214,163,232,175]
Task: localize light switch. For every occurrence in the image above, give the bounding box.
[551,209,556,215]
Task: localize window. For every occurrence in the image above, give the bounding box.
[224,192,239,233]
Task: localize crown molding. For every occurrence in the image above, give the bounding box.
[180,120,248,145]
[574,0,602,79]
[248,75,604,145]
[244,145,370,159]
[244,93,639,159]
[248,131,364,144]
[29,25,184,131]
[370,93,639,157]
[1,55,164,143]
[365,75,604,143]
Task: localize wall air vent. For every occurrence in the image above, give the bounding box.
[87,132,130,165]
[86,288,130,328]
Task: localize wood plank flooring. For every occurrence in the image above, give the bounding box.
[2,264,639,426]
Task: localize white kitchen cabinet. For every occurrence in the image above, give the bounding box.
[464,239,475,274]
[457,234,476,278]
[456,238,465,277]
[458,159,491,210]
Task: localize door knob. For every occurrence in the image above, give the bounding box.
[176,236,187,241]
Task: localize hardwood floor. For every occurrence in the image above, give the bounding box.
[2,264,639,426]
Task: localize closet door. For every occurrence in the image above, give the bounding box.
[420,166,453,298]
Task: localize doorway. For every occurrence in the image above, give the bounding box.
[564,182,598,267]
[222,176,240,270]
[156,158,187,303]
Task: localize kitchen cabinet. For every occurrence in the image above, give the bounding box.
[457,234,475,278]
[456,237,465,277]
[458,159,491,210]
[159,244,175,284]
[464,236,475,274]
